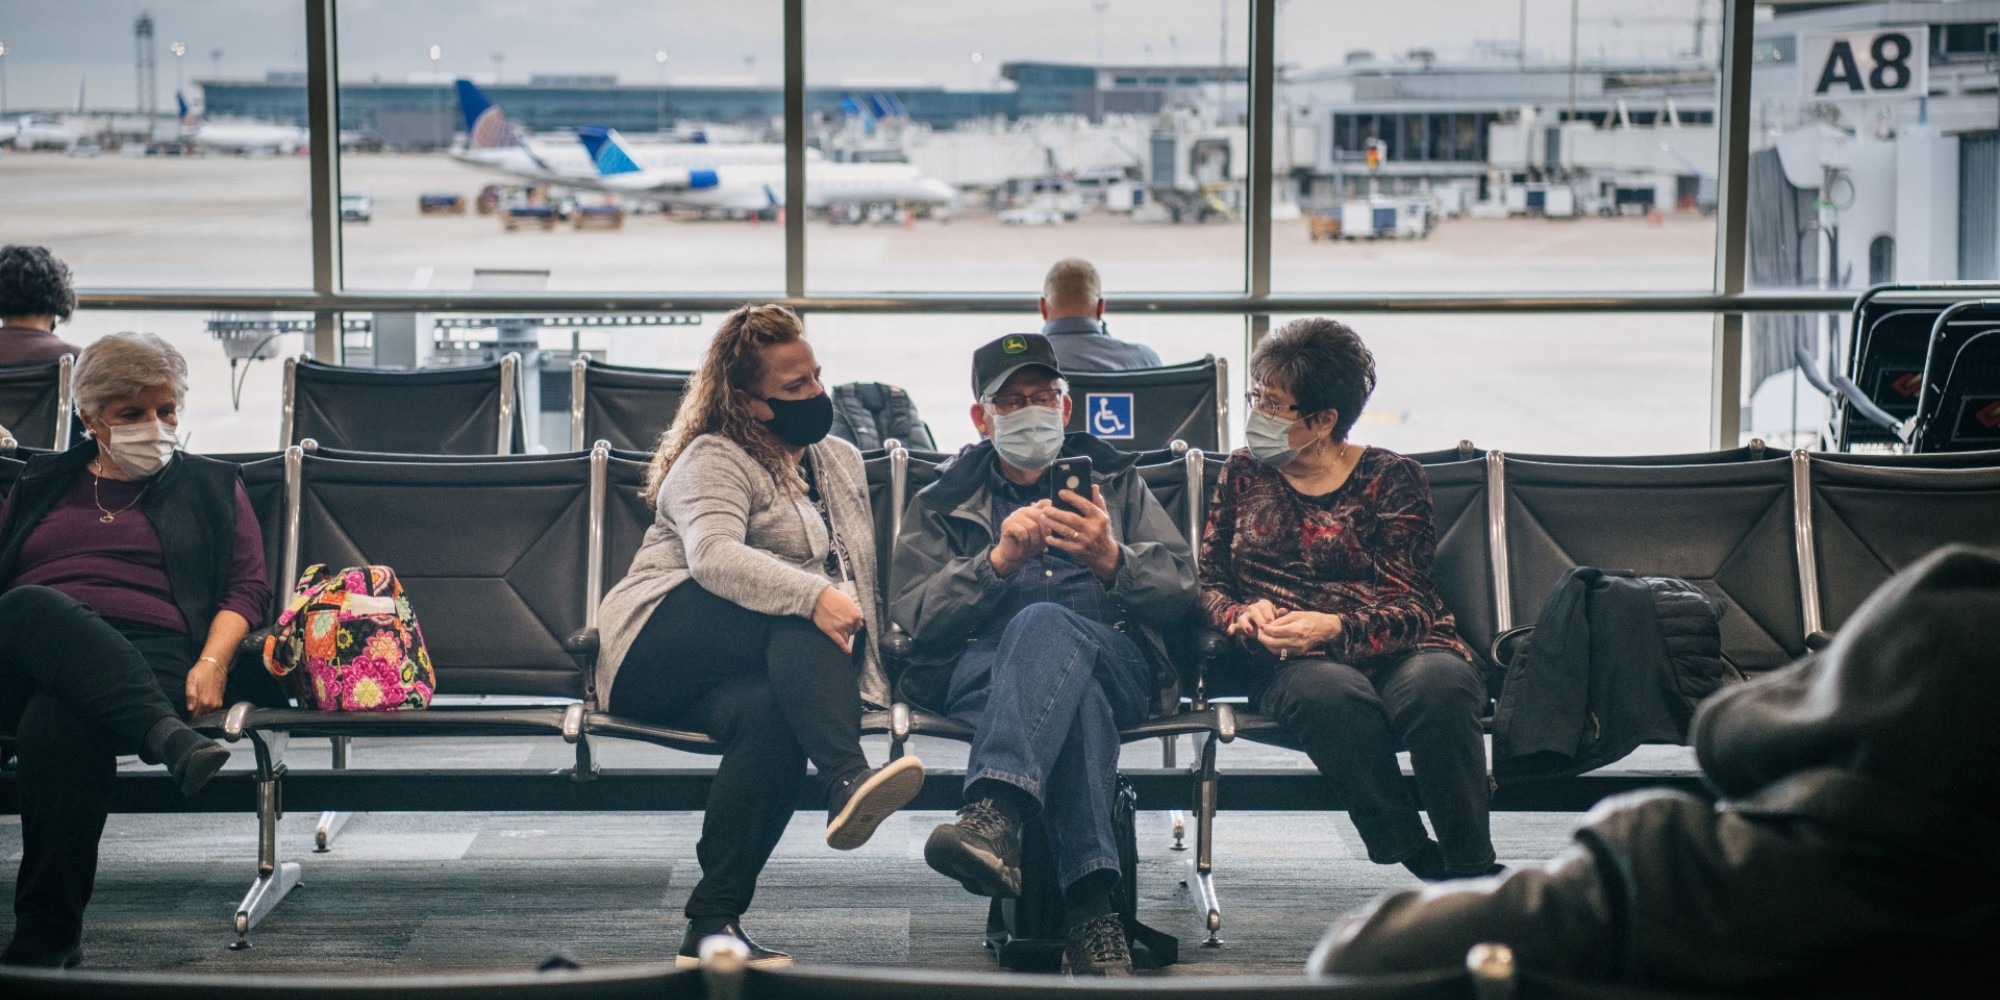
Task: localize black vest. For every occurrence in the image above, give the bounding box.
[0,442,245,654]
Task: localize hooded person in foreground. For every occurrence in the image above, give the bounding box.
[1310,544,2000,994]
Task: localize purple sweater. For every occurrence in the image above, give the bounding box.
[0,324,83,367]
[0,468,270,632]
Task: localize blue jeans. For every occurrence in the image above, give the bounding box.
[944,603,1153,891]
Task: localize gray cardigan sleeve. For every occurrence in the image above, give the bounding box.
[663,437,829,620]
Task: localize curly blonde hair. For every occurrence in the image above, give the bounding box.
[641,304,808,508]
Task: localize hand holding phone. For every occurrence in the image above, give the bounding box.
[1044,457,1118,579]
[1046,457,1095,515]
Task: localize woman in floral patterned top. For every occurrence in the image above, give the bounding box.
[1199,317,1497,881]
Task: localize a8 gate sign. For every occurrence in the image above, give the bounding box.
[1800,28,1930,100]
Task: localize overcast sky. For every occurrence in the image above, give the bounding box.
[1,0,1719,112]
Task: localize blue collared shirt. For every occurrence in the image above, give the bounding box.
[1039,315,1163,371]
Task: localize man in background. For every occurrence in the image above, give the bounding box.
[1037,258,1161,372]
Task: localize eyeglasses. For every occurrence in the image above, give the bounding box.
[985,389,1064,414]
[1245,389,1301,418]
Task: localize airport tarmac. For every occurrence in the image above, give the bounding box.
[3,152,1726,456]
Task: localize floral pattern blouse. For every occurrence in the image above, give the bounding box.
[1198,447,1471,668]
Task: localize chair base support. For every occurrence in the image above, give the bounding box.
[229,861,302,949]
[1186,858,1223,947]
[312,809,351,853]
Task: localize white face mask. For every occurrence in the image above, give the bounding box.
[102,419,180,479]
[988,403,1066,474]
[1245,409,1302,468]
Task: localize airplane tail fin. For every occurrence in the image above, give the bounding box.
[456,78,518,149]
[576,125,643,176]
[176,92,197,127]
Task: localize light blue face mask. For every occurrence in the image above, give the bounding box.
[989,403,1065,473]
[1244,409,1301,468]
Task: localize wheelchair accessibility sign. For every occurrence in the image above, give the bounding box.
[1085,393,1134,439]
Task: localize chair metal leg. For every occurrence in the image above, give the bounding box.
[231,734,301,950]
[313,736,351,852]
[1160,733,1177,768]
[1187,731,1222,946]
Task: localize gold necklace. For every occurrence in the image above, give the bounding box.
[90,461,148,523]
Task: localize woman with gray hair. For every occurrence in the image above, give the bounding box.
[0,331,272,968]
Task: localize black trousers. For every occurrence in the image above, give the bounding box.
[610,580,869,920]
[1257,649,1497,874]
[0,585,195,952]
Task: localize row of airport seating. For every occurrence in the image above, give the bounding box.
[0,352,1229,457]
[5,437,1998,962]
[1817,283,2000,452]
[10,281,1998,460]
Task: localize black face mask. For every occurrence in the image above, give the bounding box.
[763,391,834,447]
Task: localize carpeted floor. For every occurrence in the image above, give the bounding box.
[0,734,1692,977]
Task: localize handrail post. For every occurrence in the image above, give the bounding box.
[1708,0,1756,449]
[305,0,343,364]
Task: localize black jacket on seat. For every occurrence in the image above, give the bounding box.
[1311,545,2000,996]
[1493,566,1731,784]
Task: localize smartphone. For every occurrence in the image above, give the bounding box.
[1047,456,1095,515]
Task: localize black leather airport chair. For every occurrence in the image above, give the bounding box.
[0,357,74,451]
[281,354,525,454]
[569,357,691,453]
[723,956,1481,1000]
[1804,457,2000,639]
[1407,441,1484,465]
[1499,455,1807,676]
[209,448,599,947]
[1830,298,2000,451]
[1810,446,2000,468]
[1912,326,2000,453]
[1062,355,1228,452]
[1508,441,1774,465]
[0,454,22,502]
[0,963,709,1000]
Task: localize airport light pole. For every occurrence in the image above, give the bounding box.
[429,44,443,150]
[492,51,504,84]
[0,43,8,116]
[1093,2,1108,123]
[171,41,185,100]
[655,50,668,134]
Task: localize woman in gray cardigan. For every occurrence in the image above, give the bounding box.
[596,305,924,967]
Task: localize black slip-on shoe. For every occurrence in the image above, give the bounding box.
[825,755,925,851]
[922,798,1022,898]
[674,920,791,969]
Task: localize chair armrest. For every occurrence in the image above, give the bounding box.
[1196,628,1228,660]
[882,626,915,661]
[233,629,270,667]
[1488,625,1535,671]
[564,627,600,656]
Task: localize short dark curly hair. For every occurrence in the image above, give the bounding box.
[0,245,77,323]
[1250,317,1376,442]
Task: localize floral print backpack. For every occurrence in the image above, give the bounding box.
[262,564,435,711]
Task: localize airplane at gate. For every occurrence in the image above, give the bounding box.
[177,94,310,155]
[448,78,794,188]
[576,123,956,214]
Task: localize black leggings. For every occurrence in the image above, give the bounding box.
[610,580,868,920]
[0,585,195,953]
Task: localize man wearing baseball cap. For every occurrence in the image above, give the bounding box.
[888,333,1196,976]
